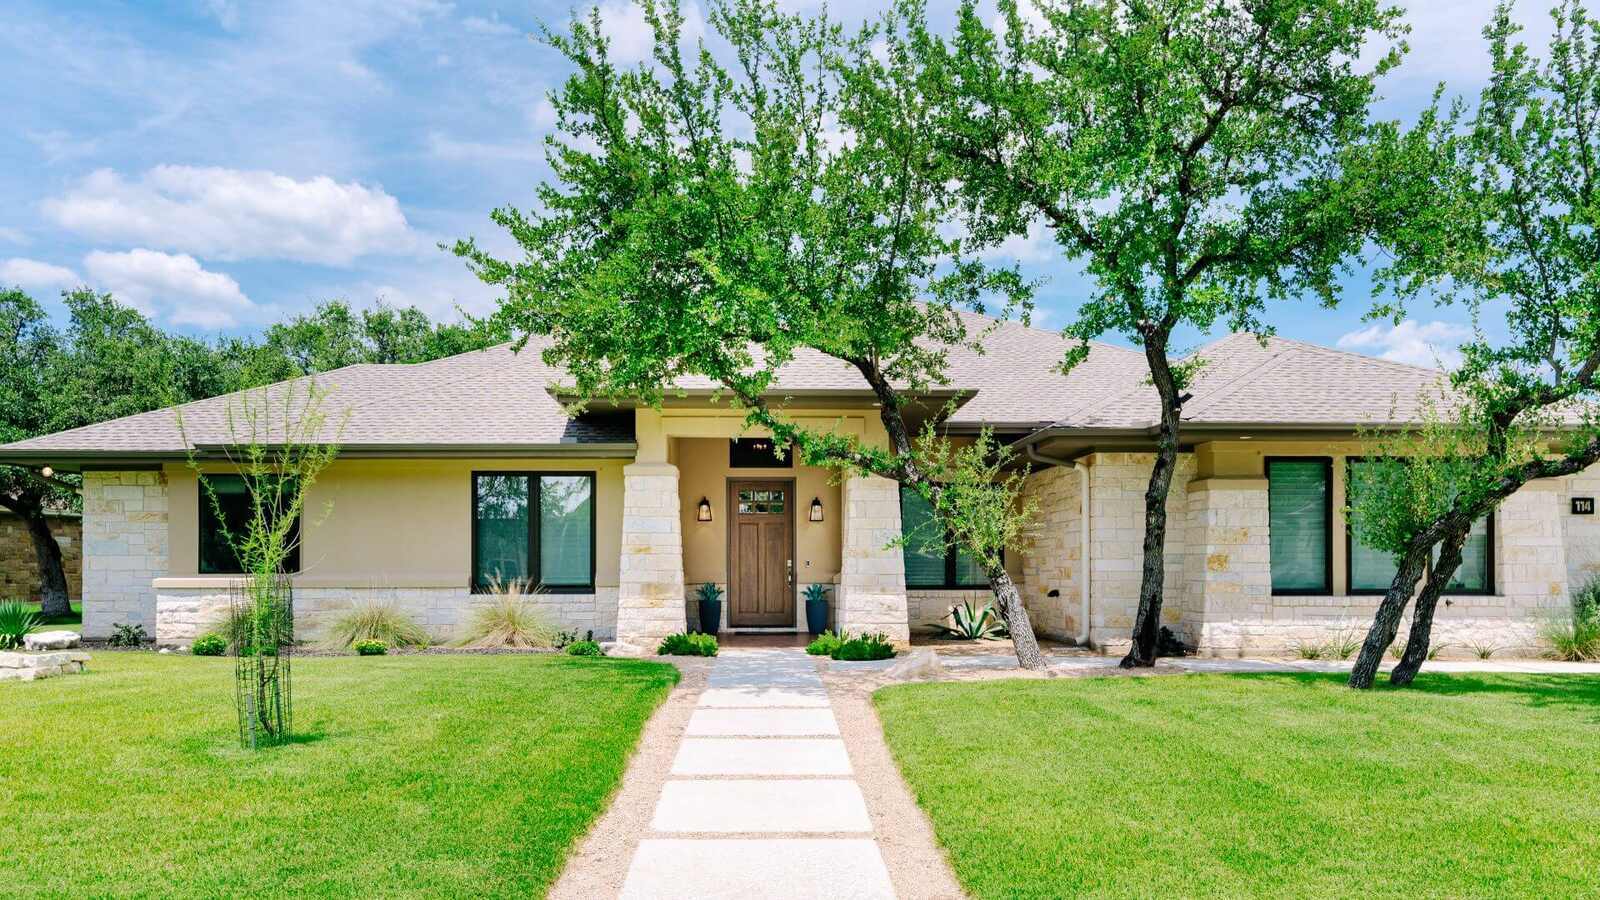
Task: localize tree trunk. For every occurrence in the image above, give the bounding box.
[1348,540,1431,689]
[987,563,1046,670]
[1391,526,1469,686]
[24,510,71,619]
[1121,338,1183,668]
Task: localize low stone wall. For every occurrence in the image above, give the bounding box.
[155,585,619,646]
[0,512,82,602]
[0,650,90,682]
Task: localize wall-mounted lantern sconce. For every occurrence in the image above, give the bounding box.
[809,497,824,522]
[696,497,713,522]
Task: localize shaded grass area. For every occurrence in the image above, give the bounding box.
[876,673,1600,899]
[21,599,82,628]
[1,653,677,897]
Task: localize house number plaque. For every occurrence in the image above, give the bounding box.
[1573,497,1595,515]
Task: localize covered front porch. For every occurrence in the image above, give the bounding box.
[612,407,911,651]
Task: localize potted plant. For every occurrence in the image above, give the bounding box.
[696,583,724,636]
[804,583,831,636]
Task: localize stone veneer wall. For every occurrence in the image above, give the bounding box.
[1016,465,1082,640]
[614,462,687,650]
[837,474,909,642]
[0,512,82,602]
[1184,473,1567,657]
[1081,453,1192,655]
[81,471,168,639]
[1560,461,1600,595]
[156,585,618,647]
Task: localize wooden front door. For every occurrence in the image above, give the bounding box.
[727,480,795,627]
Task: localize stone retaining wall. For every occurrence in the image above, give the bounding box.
[0,512,82,602]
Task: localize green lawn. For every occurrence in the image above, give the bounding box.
[876,673,1600,899]
[1,652,677,897]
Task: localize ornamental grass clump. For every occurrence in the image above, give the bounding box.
[321,600,431,650]
[1541,585,1600,662]
[459,581,555,650]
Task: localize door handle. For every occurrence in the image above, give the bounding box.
[787,559,793,586]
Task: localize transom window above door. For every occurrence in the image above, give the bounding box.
[737,488,786,515]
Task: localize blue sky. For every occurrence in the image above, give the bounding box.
[0,0,1558,366]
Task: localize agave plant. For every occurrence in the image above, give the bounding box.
[929,599,1008,641]
[0,600,41,650]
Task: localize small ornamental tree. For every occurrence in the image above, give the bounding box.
[456,0,1051,666]
[1346,1,1600,688]
[904,0,1407,666]
[182,381,344,746]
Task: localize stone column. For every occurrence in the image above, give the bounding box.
[837,474,909,642]
[614,462,687,652]
[1184,477,1271,656]
[82,471,169,639]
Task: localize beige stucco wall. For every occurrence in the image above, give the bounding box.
[673,437,842,587]
[163,457,625,589]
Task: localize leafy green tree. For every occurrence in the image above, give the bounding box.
[262,300,509,373]
[907,0,1406,666]
[0,290,76,617]
[456,0,1052,666]
[1346,1,1600,688]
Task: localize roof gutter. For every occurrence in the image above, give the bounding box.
[0,442,641,469]
[1023,440,1092,649]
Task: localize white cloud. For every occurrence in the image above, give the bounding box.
[981,218,1057,264]
[1336,320,1471,369]
[426,132,544,162]
[0,227,32,246]
[593,0,705,64]
[44,166,418,266]
[1,257,81,295]
[463,14,519,36]
[83,249,255,329]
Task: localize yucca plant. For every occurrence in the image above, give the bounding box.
[320,600,431,650]
[0,600,40,650]
[459,579,555,649]
[928,600,1008,641]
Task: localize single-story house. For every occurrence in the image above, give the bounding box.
[2,316,1594,656]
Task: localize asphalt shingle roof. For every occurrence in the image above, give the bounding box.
[0,316,1459,460]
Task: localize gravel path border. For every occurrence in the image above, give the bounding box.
[548,657,712,900]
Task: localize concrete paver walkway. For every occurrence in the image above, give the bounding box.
[620,648,898,900]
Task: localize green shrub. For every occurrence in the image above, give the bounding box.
[566,640,604,657]
[321,600,431,650]
[831,631,896,661]
[191,634,228,657]
[805,630,845,656]
[553,628,594,649]
[0,600,40,650]
[107,622,148,647]
[1294,640,1325,660]
[657,631,718,656]
[353,639,388,656]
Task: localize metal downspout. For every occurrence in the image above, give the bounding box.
[1024,443,1092,648]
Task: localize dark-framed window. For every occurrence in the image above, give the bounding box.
[1345,458,1495,596]
[729,437,792,468]
[198,474,301,575]
[1267,457,1332,595]
[899,486,992,589]
[471,472,595,592]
